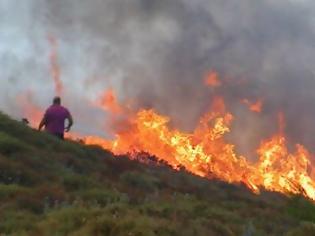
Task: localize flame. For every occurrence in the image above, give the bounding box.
[19,80,314,201]
[205,71,221,87]
[98,89,123,114]
[79,91,315,201]
[242,99,263,113]
[48,36,63,96]
[254,136,315,200]
[278,112,286,134]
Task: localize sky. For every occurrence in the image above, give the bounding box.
[0,0,315,157]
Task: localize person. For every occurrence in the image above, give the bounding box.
[38,97,73,139]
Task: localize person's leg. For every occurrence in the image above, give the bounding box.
[54,133,64,140]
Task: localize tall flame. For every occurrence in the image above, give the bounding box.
[255,136,315,200]
[19,67,315,201]
[81,90,315,201]
[48,36,63,96]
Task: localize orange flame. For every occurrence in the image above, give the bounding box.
[242,99,263,113]
[98,89,123,115]
[48,36,63,96]
[205,71,221,87]
[255,136,315,200]
[20,73,313,200]
[278,112,286,134]
[79,91,315,201]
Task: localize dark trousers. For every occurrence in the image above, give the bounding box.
[52,133,64,140]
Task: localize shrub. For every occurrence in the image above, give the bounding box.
[111,214,156,236]
[287,196,315,222]
[62,174,99,191]
[0,158,39,186]
[79,188,126,207]
[34,185,66,209]
[0,184,29,201]
[120,171,160,191]
[72,215,118,236]
[285,222,315,236]
[15,193,46,214]
[36,207,101,235]
[207,219,235,236]
[0,211,38,234]
[0,132,30,155]
[141,202,175,218]
[52,141,88,159]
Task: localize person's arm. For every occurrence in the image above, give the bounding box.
[38,115,47,131]
[65,113,73,132]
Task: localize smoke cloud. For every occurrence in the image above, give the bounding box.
[1,0,315,157]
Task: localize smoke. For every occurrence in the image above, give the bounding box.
[1,0,315,156]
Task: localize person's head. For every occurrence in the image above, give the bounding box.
[53,96,61,105]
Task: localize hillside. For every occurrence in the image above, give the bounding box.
[0,112,314,236]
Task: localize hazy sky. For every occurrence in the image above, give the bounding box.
[1,0,315,156]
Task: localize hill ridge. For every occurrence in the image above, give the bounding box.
[0,112,314,235]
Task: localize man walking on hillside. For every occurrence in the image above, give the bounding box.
[38,97,73,140]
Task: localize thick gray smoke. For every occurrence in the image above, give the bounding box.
[1,0,315,157]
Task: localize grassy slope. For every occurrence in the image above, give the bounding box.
[0,112,314,236]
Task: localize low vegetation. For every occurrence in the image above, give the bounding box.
[0,112,314,235]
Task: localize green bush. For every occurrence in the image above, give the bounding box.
[71,214,118,236]
[207,219,235,236]
[15,193,46,214]
[0,158,39,185]
[0,132,30,155]
[0,184,29,200]
[79,188,126,207]
[62,174,99,191]
[285,222,315,236]
[141,202,175,218]
[0,211,38,234]
[287,196,315,222]
[36,207,99,235]
[121,171,160,191]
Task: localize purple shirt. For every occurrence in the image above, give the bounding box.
[44,105,71,134]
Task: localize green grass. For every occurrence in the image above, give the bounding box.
[0,112,314,235]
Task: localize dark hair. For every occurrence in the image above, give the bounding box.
[53,96,61,105]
